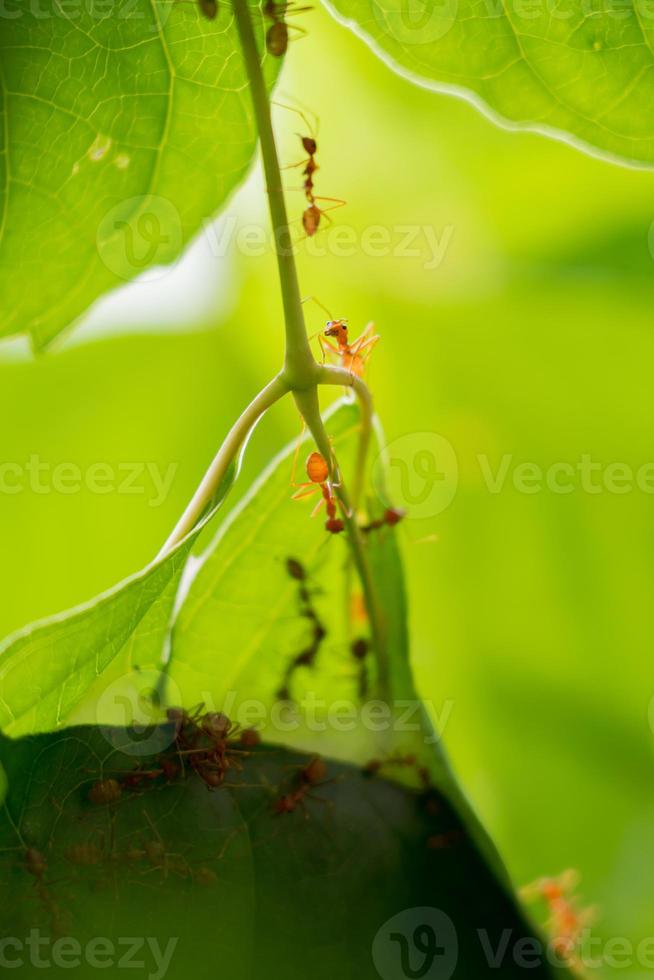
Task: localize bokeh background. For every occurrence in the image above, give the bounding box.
[1,4,653,969]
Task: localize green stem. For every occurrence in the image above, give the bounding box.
[157,374,289,559]
[294,387,390,699]
[232,0,316,389]
[317,364,374,509]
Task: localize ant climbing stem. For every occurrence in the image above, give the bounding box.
[274,100,346,238]
[264,1,312,57]
[291,450,347,534]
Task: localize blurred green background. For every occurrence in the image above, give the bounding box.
[1,4,654,969]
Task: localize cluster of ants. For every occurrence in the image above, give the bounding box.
[86,706,261,807]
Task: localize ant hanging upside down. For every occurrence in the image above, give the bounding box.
[291,450,345,534]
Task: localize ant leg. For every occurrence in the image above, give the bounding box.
[350,334,380,359]
[310,496,326,518]
[312,196,347,212]
[292,485,318,501]
[318,335,343,366]
[349,321,377,348]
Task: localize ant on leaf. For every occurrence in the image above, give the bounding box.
[274,756,331,814]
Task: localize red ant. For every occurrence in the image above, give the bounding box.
[198,0,217,18]
[361,507,405,533]
[274,756,329,814]
[320,319,380,378]
[24,847,70,934]
[277,102,345,237]
[166,705,257,789]
[264,1,312,57]
[302,297,380,378]
[291,451,345,534]
[520,871,594,968]
[277,557,328,700]
[88,778,122,806]
[351,637,370,698]
[174,0,217,21]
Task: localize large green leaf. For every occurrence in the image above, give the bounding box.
[0,460,237,736]
[0,0,278,348]
[322,0,654,167]
[0,723,559,979]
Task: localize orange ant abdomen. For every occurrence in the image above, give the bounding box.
[306,451,329,484]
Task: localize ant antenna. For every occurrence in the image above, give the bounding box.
[301,295,336,320]
[272,97,320,137]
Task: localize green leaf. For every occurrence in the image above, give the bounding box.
[165,401,500,874]
[0,461,237,736]
[0,723,559,978]
[0,0,279,348]
[322,0,654,167]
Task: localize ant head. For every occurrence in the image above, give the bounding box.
[301,135,317,155]
[324,319,348,341]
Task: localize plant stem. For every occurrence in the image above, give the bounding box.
[156,374,288,559]
[317,364,374,509]
[229,0,389,697]
[232,0,316,389]
[294,386,390,698]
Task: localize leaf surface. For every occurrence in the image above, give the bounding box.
[0,723,559,979]
[0,0,278,346]
[322,0,654,166]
